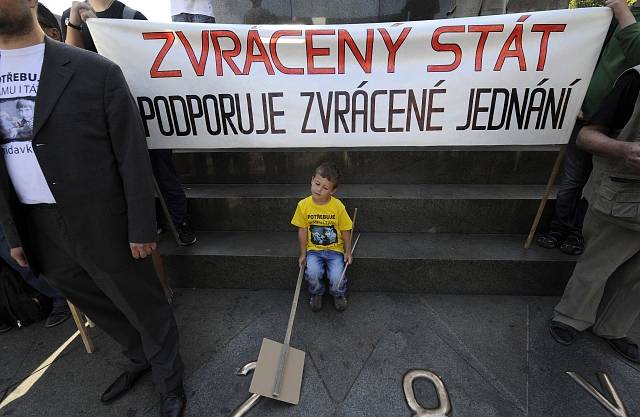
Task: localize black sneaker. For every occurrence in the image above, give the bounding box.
[0,322,11,333]
[176,222,196,246]
[309,294,323,312]
[333,295,348,312]
[45,303,71,328]
[549,320,578,345]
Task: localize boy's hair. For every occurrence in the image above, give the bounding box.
[314,162,341,188]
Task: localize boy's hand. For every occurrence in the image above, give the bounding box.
[606,0,636,28]
[344,252,353,265]
[298,254,307,268]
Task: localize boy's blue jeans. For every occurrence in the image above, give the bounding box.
[305,250,347,297]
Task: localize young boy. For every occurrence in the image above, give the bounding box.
[291,162,353,312]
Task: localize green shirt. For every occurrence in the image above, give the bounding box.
[583,7,640,119]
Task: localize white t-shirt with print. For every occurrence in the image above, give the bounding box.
[170,0,214,17]
[0,43,56,204]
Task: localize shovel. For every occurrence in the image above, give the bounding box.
[249,265,306,405]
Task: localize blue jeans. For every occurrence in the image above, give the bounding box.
[0,231,66,307]
[305,250,347,297]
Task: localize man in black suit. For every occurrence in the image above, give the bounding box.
[0,1,185,416]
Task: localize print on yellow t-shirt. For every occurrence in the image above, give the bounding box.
[291,196,353,253]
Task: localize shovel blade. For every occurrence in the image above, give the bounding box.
[249,338,305,405]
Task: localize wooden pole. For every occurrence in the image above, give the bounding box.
[524,146,566,249]
[272,265,305,397]
[67,301,94,354]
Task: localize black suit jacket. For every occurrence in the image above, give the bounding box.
[0,38,156,270]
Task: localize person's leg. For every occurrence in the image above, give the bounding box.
[149,149,195,246]
[326,250,347,297]
[539,125,592,251]
[0,229,69,326]
[191,14,216,23]
[305,250,326,311]
[451,0,482,17]
[478,0,507,15]
[326,250,348,311]
[171,12,193,22]
[553,211,640,331]
[305,251,326,296]
[25,207,149,371]
[591,249,640,338]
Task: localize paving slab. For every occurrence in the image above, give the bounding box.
[144,309,335,417]
[528,299,640,417]
[1,290,639,417]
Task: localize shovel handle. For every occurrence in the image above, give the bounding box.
[272,265,305,397]
[284,265,305,345]
[273,343,290,397]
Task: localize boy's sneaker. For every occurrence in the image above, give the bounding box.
[177,222,197,246]
[309,294,323,312]
[333,295,348,312]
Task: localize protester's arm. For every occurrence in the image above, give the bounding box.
[342,230,353,265]
[103,62,157,254]
[578,125,640,171]
[609,0,640,64]
[608,0,636,29]
[65,1,96,49]
[297,228,307,267]
[579,69,640,171]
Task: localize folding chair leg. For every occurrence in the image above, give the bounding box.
[67,301,94,354]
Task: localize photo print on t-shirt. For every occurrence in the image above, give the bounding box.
[0,97,35,144]
[310,225,338,246]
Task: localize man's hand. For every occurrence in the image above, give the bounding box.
[298,254,306,268]
[10,247,28,267]
[606,0,637,29]
[70,1,97,23]
[130,242,156,259]
[623,142,640,171]
[344,252,353,265]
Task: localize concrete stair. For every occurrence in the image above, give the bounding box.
[162,149,576,295]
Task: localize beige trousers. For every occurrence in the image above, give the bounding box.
[553,210,640,338]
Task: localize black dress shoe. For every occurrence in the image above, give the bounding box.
[549,320,578,345]
[101,368,150,404]
[160,385,186,417]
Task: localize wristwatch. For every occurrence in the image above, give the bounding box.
[65,17,82,31]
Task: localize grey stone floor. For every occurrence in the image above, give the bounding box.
[1,290,639,417]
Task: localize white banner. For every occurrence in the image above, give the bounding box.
[88,8,611,149]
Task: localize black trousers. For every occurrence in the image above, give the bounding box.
[24,204,183,393]
[548,120,593,238]
[149,149,189,226]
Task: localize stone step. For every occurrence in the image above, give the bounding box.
[184,183,555,234]
[160,231,575,295]
[174,149,561,185]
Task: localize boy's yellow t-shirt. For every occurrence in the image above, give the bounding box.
[291,196,353,253]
